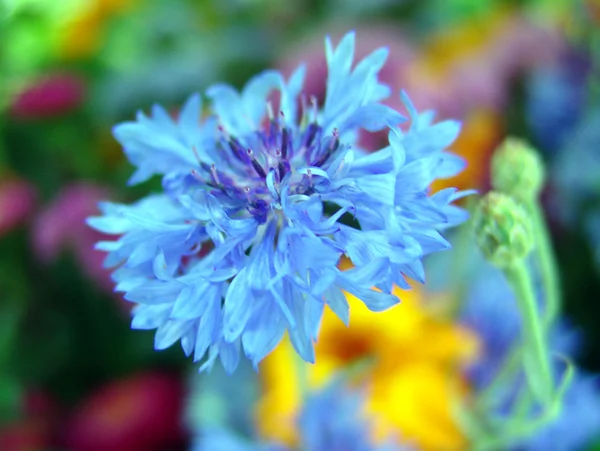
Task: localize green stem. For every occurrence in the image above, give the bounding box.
[504,261,554,404]
[447,197,479,317]
[526,200,561,328]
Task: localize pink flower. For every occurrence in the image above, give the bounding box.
[0,390,60,451]
[0,422,50,451]
[31,183,113,292]
[10,73,85,120]
[0,178,37,237]
[404,13,565,119]
[63,372,186,451]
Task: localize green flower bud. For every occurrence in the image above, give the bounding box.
[473,192,534,268]
[491,137,545,200]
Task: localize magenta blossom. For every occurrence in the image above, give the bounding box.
[32,183,114,293]
[0,178,37,237]
[10,73,85,120]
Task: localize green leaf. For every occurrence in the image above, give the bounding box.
[0,301,25,367]
[0,374,22,423]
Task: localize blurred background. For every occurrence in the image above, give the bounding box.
[1,0,599,450]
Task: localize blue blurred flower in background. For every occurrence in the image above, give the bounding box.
[551,113,600,226]
[87,31,469,373]
[526,51,590,154]
[460,256,600,451]
[551,110,600,271]
[191,384,400,451]
[587,212,600,274]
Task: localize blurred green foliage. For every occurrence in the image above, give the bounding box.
[0,1,599,449]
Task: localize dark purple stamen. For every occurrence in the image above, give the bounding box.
[281,127,289,159]
[278,161,287,180]
[331,128,340,150]
[247,149,267,178]
[304,123,318,149]
[312,129,339,167]
[251,159,267,178]
[229,137,247,161]
[247,199,269,224]
[193,98,348,223]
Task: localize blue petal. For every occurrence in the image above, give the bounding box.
[206,84,249,137]
[324,285,350,326]
[280,64,306,123]
[222,270,253,342]
[242,303,286,368]
[338,104,404,133]
[343,285,399,312]
[242,70,282,128]
[171,283,208,320]
[218,339,241,374]
[178,93,202,139]
[286,285,316,363]
[154,319,195,350]
[194,294,222,361]
[355,173,396,206]
[131,304,171,330]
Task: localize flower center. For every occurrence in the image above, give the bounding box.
[193,97,341,224]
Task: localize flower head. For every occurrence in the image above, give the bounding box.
[88,32,469,373]
[491,137,545,200]
[472,192,534,268]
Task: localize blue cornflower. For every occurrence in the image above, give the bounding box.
[526,52,590,153]
[191,384,400,451]
[552,110,600,274]
[552,110,600,226]
[87,31,468,373]
[460,254,600,451]
[586,212,600,274]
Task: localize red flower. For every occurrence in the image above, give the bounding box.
[0,178,37,237]
[0,390,60,451]
[10,73,85,119]
[64,372,187,451]
[0,422,49,451]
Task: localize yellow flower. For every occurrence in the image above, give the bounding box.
[404,7,512,96]
[589,0,600,22]
[57,0,135,59]
[255,283,479,451]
